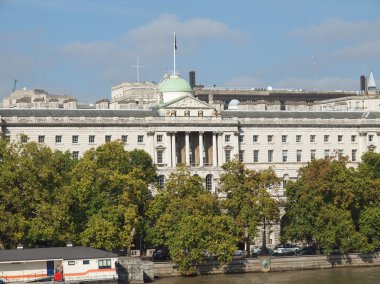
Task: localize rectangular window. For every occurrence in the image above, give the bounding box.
[72,135,79,144]
[267,135,273,143]
[310,135,316,143]
[268,150,273,163]
[38,135,45,143]
[297,149,302,162]
[369,135,374,142]
[239,150,244,162]
[351,135,357,142]
[352,149,357,162]
[311,149,316,160]
[83,260,90,265]
[282,150,288,162]
[253,150,259,163]
[105,135,112,142]
[225,135,231,142]
[72,151,79,161]
[157,135,163,143]
[138,135,144,143]
[282,135,287,143]
[338,135,343,142]
[338,149,344,159]
[296,135,302,143]
[55,135,62,144]
[253,135,259,143]
[121,135,128,144]
[157,150,163,164]
[20,135,28,143]
[68,261,75,266]
[225,150,231,162]
[98,259,111,269]
[89,135,95,144]
[324,149,330,158]
[324,135,329,142]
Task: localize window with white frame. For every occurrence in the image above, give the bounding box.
[205,174,213,191]
[311,149,316,160]
[324,149,330,158]
[253,150,259,163]
[138,135,144,143]
[282,150,288,162]
[369,134,374,142]
[105,135,112,142]
[338,149,344,159]
[38,135,45,143]
[121,135,128,144]
[297,149,302,162]
[89,135,95,144]
[72,135,79,144]
[55,135,62,144]
[310,135,316,143]
[72,151,79,161]
[352,149,357,162]
[98,259,111,269]
[225,150,231,162]
[157,135,163,143]
[157,175,165,188]
[268,150,273,162]
[338,135,343,142]
[351,135,357,142]
[225,135,231,142]
[296,135,302,143]
[253,135,259,143]
[283,174,289,189]
[20,135,28,143]
[267,135,273,143]
[282,135,287,143]
[324,135,329,142]
[156,150,163,164]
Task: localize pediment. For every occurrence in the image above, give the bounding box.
[158,95,213,109]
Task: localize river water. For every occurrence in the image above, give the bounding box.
[154,266,380,284]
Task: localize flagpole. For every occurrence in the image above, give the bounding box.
[173,32,176,75]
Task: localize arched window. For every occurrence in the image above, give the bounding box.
[268,230,274,245]
[283,174,289,190]
[157,175,165,189]
[205,174,213,191]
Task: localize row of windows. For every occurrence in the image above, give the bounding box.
[238,149,358,163]
[249,134,370,143]
[33,135,142,144]
[67,259,111,269]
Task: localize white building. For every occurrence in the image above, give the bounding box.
[1,73,380,246]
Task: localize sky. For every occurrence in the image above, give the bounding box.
[0,0,379,103]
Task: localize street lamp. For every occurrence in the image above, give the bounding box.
[261,217,267,255]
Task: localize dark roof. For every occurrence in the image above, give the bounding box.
[0,246,117,262]
[221,111,370,119]
[0,108,159,118]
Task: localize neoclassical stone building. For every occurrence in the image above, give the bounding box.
[1,73,380,246]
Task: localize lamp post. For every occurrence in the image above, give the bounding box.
[261,217,267,255]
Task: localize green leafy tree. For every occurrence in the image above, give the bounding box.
[146,165,239,274]
[219,159,280,255]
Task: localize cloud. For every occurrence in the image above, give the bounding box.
[330,38,380,60]
[289,17,380,43]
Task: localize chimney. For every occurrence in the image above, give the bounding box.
[189,70,196,89]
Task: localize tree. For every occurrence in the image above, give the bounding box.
[219,159,280,256]
[0,139,74,248]
[282,157,376,253]
[145,165,239,274]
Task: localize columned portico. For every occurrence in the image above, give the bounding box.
[212,132,217,167]
[171,132,176,168]
[217,132,223,166]
[185,132,190,165]
[199,132,204,167]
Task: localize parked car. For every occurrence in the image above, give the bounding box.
[273,244,300,256]
[152,248,170,261]
[297,246,317,255]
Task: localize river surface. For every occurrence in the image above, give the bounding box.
[154,266,380,284]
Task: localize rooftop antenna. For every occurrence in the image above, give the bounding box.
[173,32,177,75]
[131,56,145,82]
[12,79,18,92]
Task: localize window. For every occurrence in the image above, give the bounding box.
[55,135,62,144]
[157,135,163,143]
[138,135,144,143]
[68,261,75,266]
[310,135,316,143]
[352,149,357,162]
[282,150,288,162]
[98,259,111,269]
[72,135,79,144]
[205,174,213,191]
[239,150,244,162]
[338,135,343,142]
[311,149,316,160]
[83,260,90,265]
[268,150,273,163]
[89,135,95,144]
[157,175,165,188]
[38,135,45,143]
[239,134,244,143]
[369,135,374,142]
[72,151,79,161]
[267,135,273,143]
[157,150,163,164]
[282,135,287,143]
[253,135,259,143]
[20,135,28,143]
[283,174,289,189]
[324,135,329,142]
[296,135,302,143]
[324,149,330,158]
[225,135,231,142]
[297,150,302,162]
[253,150,259,163]
[338,149,344,159]
[105,135,112,142]
[121,135,128,144]
[351,135,357,142]
[225,150,231,162]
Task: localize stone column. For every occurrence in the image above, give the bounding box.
[147,131,155,163]
[212,132,217,167]
[171,132,176,168]
[166,132,172,168]
[233,131,239,159]
[185,132,190,166]
[199,132,204,167]
[217,132,223,166]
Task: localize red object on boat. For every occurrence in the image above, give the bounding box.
[54,272,63,281]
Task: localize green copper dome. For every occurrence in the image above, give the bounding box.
[158,75,194,93]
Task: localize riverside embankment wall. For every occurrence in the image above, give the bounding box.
[153,252,380,278]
